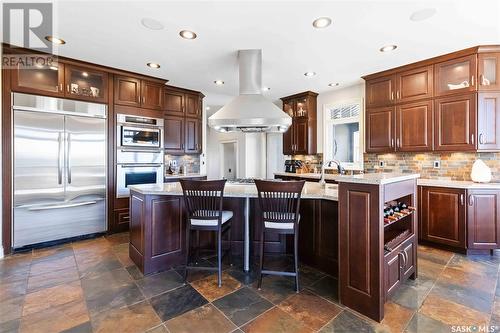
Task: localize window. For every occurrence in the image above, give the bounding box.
[323,99,364,170]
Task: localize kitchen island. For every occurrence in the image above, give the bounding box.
[128,173,419,322]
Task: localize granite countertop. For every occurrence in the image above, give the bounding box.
[333,173,420,185]
[417,179,500,189]
[274,172,336,180]
[129,181,339,201]
[164,173,207,179]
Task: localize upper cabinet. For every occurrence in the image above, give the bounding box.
[11,62,65,97]
[396,66,433,103]
[364,46,500,153]
[65,65,108,103]
[280,91,318,155]
[478,53,500,91]
[164,88,202,118]
[434,55,477,96]
[114,75,163,110]
[366,75,395,107]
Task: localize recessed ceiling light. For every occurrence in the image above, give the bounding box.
[214,80,224,85]
[262,87,271,91]
[45,36,66,45]
[179,30,197,39]
[82,72,89,77]
[410,8,437,22]
[147,62,161,69]
[380,45,397,52]
[328,83,339,87]
[49,66,58,71]
[141,17,164,30]
[304,72,316,77]
[312,17,332,29]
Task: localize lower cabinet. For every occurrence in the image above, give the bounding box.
[420,186,466,248]
[419,186,500,252]
[384,235,415,297]
[467,189,500,250]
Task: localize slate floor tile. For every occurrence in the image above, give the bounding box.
[278,290,342,331]
[213,287,273,326]
[318,310,376,333]
[90,300,161,333]
[390,276,434,310]
[253,275,298,304]
[306,275,339,303]
[135,270,184,298]
[190,272,242,301]
[430,280,494,313]
[165,304,237,333]
[241,306,313,333]
[150,284,208,321]
[380,301,414,333]
[404,312,451,333]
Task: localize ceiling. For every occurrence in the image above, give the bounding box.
[27,1,500,107]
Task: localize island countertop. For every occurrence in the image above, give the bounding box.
[129,181,339,201]
[334,172,420,185]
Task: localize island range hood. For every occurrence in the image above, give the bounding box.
[208,49,292,133]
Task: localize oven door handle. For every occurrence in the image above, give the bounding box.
[119,148,163,153]
[119,163,163,168]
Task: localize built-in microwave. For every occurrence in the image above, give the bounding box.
[117,114,164,149]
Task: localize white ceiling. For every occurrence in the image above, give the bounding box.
[36,1,500,106]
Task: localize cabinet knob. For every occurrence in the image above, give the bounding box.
[479,133,484,145]
[471,134,475,145]
[66,84,70,93]
[460,194,464,206]
[468,194,474,206]
[471,75,475,87]
[391,91,394,101]
[479,74,484,86]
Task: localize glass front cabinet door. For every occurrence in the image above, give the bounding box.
[478,53,500,91]
[11,62,65,97]
[295,96,309,118]
[434,55,477,96]
[64,65,108,102]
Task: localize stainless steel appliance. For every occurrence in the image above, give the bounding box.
[117,114,163,149]
[116,114,164,198]
[12,93,107,248]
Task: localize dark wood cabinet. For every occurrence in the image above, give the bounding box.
[478,92,500,150]
[384,235,415,297]
[164,88,202,118]
[434,94,476,151]
[366,75,395,107]
[396,66,433,103]
[164,90,185,116]
[281,91,317,155]
[434,55,477,96]
[115,76,163,110]
[396,100,433,151]
[185,93,201,118]
[11,61,65,97]
[420,186,466,248]
[64,64,108,103]
[114,76,141,107]
[366,106,395,153]
[467,190,500,250]
[478,53,500,91]
[141,81,163,110]
[185,117,202,153]
[164,116,185,154]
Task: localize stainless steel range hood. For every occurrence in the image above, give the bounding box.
[208,49,292,133]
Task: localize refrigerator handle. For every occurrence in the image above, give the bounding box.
[58,132,63,184]
[67,132,72,184]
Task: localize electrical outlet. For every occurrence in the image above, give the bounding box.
[379,161,385,168]
[433,160,441,169]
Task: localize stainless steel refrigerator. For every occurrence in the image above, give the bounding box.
[12,93,107,248]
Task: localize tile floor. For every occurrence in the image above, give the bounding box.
[0,233,499,333]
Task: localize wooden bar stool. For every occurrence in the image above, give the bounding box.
[254,179,305,292]
[180,179,233,287]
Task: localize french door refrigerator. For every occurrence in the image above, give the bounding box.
[12,93,107,248]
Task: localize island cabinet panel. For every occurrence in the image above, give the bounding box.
[396,100,433,151]
[129,194,144,268]
[467,190,500,250]
[298,200,339,277]
[420,186,466,248]
[150,197,183,257]
[478,93,500,150]
[434,94,476,151]
[339,183,383,322]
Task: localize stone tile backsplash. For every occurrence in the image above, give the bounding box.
[165,154,200,174]
[364,152,500,181]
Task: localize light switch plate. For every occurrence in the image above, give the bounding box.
[433,160,441,169]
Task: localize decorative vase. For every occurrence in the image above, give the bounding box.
[470,159,492,183]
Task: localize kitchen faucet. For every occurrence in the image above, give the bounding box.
[319,159,345,186]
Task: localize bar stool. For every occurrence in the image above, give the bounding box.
[180,179,233,287]
[254,179,305,293]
